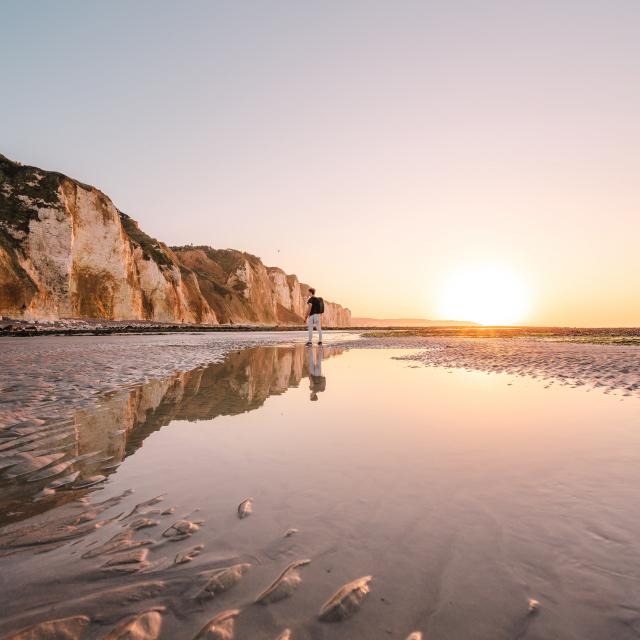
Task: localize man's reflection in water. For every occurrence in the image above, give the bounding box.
[307,345,326,401]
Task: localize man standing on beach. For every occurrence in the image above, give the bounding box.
[305,287,323,346]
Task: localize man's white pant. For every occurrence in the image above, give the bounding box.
[307,343,323,375]
[308,313,322,342]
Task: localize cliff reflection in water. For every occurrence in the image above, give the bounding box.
[0,344,343,524]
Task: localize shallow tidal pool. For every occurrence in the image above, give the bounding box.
[1,344,640,640]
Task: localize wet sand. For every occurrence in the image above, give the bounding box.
[351,335,640,398]
[1,336,640,639]
[0,331,355,429]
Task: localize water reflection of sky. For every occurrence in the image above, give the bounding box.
[2,347,640,639]
[0,345,345,523]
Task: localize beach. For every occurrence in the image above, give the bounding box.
[1,332,639,639]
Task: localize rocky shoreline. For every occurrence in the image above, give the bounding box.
[0,318,353,337]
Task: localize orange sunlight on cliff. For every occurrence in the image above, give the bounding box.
[438,267,530,326]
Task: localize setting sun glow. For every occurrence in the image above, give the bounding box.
[439,267,530,326]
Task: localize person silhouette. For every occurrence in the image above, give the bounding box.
[304,287,324,345]
[307,345,326,401]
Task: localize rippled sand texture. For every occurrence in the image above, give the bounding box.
[352,335,640,398]
[0,345,344,524]
[1,340,640,639]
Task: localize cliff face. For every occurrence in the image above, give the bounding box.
[0,155,216,323]
[0,154,350,326]
[272,270,351,327]
[169,247,350,326]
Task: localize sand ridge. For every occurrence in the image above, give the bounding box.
[349,336,640,398]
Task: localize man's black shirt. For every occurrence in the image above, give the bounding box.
[308,296,322,314]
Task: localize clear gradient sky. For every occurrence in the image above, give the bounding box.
[1,1,638,325]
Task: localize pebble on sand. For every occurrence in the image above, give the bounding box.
[237,498,253,519]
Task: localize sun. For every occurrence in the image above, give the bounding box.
[438,267,530,326]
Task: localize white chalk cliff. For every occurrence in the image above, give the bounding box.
[0,154,350,326]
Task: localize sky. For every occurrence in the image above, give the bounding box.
[1,1,639,325]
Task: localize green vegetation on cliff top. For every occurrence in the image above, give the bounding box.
[0,154,63,245]
[119,211,175,268]
[172,245,262,274]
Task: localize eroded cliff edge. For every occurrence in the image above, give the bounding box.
[0,154,350,326]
